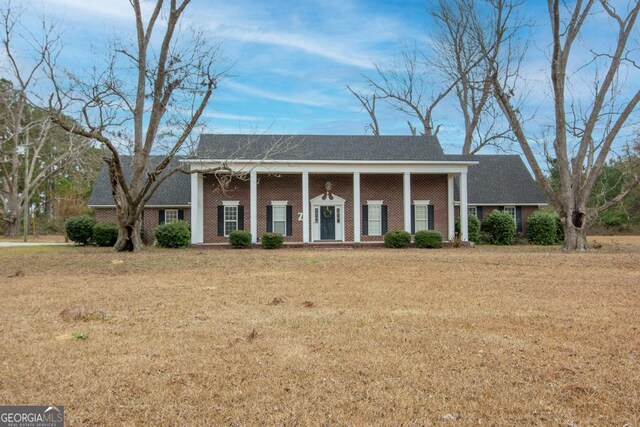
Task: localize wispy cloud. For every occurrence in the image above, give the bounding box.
[201,111,266,122]
[225,81,339,108]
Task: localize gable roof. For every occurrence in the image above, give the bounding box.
[455,155,546,205]
[87,156,190,207]
[196,134,472,162]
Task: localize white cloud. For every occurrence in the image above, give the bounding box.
[225,81,339,108]
[202,111,266,122]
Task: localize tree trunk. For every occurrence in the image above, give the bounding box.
[563,211,589,251]
[113,200,143,252]
[3,196,20,237]
[3,216,19,237]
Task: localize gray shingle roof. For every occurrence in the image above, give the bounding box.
[196,134,473,162]
[87,156,190,206]
[455,155,547,204]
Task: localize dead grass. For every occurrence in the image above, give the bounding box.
[0,236,638,425]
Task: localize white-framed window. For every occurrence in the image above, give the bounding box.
[504,206,516,223]
[224,205,238,236]
[414,204,429,232]
[468,206,477,218]
[367,201,382,236]
[271,201,288,235]
[164,209,178,223]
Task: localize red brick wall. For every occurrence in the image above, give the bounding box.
[93,207,190,244]
[411,174,449,237]
[359,174,403,242]
[257,174,303,242]
[202,175,250,243]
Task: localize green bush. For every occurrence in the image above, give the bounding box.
[229,230,252,248]
[261,232,284,249]
[65,215,96,245]
[92,222,119,247]
[455,215,482,243]
[526,212,557,245]
[414,230,443,248]
[481,210,515,245]
[384,230,411,248]
[600,210,629,228]
[154,220,190,248]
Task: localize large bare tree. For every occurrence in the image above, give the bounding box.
[50,0,226,252]
[480,0,640,250]
[0,5,87,238]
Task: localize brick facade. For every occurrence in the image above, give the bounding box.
[94,207,191,244]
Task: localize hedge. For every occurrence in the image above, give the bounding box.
[481,210,515,245]
[455,215,482,243]
[65,215,96,245]
[526,212,557,245]
[154,220,190,248]
[384,230,411,248]
[92,222,119,247]
[414,230,443,248]
[261,232,284,249]
[229,230,252,248]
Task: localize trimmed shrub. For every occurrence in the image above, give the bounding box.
[229,230,252,248]
[526,211,557,245]
[65,215,96,245]
[154,220,190,248]
[414,230,443,248]
[481,210,515,245]
[384,230,411,248]
[261,232,284,249]
[92,222,119,247]
[455,215,482,243]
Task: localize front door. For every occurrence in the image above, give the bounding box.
[320,206,335,240]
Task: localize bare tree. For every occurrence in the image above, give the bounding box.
[49,0,229,252]
[430,0,523,154]
[480,0,640,250]
[0,5,87,239]
[346,85,379,135]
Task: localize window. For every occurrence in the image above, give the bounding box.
[414,204,429,232]
[271,201,288,235]
[368,204,382,236]
[224,205,238,236]
[504,206,516,223]
[164,209,178,223]
[468,206,477,218]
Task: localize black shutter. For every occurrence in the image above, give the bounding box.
[177,209,184,221]
[238,206,244,230]
[476,206,484,221]
[217,205,224,236]
[266,205,273,232]
[381,205,388,235]
[516,206,523,233]
[159,209,165,225]
[428,205,435,230]
[411,205,415,234]
[498,206,504,212]
[362,205,368,235]
[286,205,293,236]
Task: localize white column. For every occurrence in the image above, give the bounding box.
[460,171,469,242]
[403,172,412,233]
[250,170,258,244]
[353,172,361,243]
[447,174,455,240]
[302,171,310,243]
[190,172,204,244]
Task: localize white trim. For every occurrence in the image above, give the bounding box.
[190,172,203,244]
[453,202,548,206]
[447,174,455,240]
[310,193,347,205]
[503,205,517,223]
[413,199,431,205]
[164,208,179,223]
[90,204,191,208]
[271,200,288,206]
[222,200,240,206]
[413,203,429,233]
[468,205,478,218]
[184,158,478,166]
[310,192,345,242]
[271,204,287,235]
[223,204,239,237]
[460,171,469,242]
[366,200,383,205]
[302,171,310,244]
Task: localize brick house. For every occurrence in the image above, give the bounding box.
[88,134,547,244]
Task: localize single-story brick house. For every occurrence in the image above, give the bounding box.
[88,134,546,244]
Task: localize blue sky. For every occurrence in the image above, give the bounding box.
[10,0,640,157]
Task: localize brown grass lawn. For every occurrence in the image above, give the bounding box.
[0,238,639,425]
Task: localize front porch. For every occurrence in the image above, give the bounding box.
[187,161,473,245]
